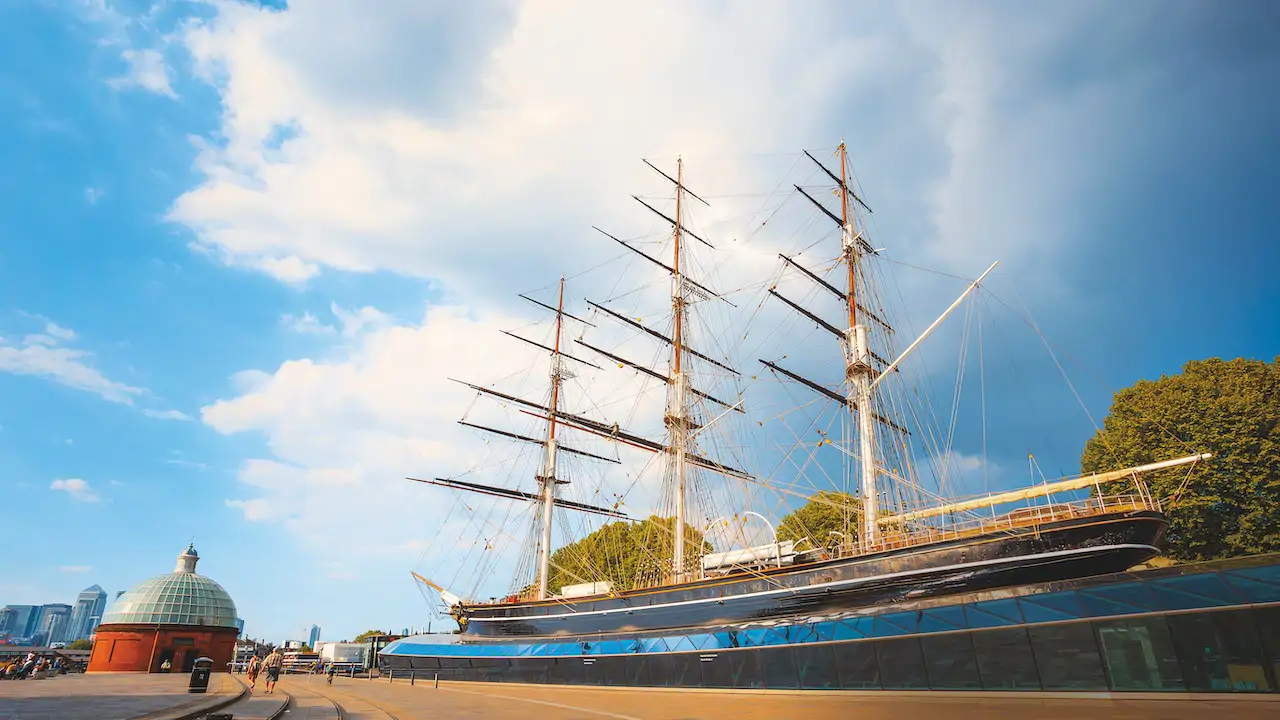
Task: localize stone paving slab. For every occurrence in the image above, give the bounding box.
[286,674,1280,720]
[0,672,238,720]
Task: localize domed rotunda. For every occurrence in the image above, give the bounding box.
[88,544,242,673]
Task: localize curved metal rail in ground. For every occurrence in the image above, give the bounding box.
[281,677,400,720]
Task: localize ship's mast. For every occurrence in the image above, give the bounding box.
[669,157,690,581]
[838,143,879,550]
[536,277,567,599]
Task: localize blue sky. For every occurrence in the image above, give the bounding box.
[1,0,1277,643]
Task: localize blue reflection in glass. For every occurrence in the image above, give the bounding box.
[1223,571,1280,603]
[1078,582,1159,616]
[1149,573,1242,610]
[918,606,966,633]
[965,599,1022,628]
[1018,591,1086,623]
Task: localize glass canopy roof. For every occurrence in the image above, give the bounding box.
[101,572,239,629]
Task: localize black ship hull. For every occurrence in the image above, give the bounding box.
[459,511,1166,639]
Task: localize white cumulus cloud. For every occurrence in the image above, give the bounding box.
[50,478,101,503]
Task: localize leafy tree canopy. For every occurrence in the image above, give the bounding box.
[777,491,861,546]
[546,515,711,594]
[1081,357,1280,561]
[67,638,93,650]
[353,630,384,642]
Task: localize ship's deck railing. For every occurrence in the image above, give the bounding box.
[492,492,1158,605]
[861,492,1159,556]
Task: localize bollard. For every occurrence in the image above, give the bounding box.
[349,665,354,678]
[389,668,394,683]
[434,672,439,689]
[410,671,415,686]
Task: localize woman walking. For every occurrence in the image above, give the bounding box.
[246,654,261,691]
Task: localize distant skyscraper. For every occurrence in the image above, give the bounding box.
[37,604,73,645]
[67,585,107,642]
[308,624,321,648]
[0,605,39,639]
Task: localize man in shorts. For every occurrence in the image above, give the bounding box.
[262,648,284,694]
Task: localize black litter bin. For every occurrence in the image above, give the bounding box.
[188,657,214,693]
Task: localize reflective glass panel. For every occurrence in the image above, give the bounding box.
[876,638,929,689]
[795,644,838,689]
[759,647,799,689]
[834,642,880,689]
[1253,607,1280,689]
[1166,610,1271,691]
[973,628,1041,690]
[1094,617,1185,690]
[1028,622,1108,690]
[699,653,733,688]
[670,653,701,688]
[920,633,981,689]
[1149,574,1242,611]
[729,649,764,689]
[966,599,1023,629]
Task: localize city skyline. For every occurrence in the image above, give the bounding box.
[1,0,1277,642]
[1,588,103,646]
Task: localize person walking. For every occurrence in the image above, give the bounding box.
[262,648,284,694]
[246,654,261,691]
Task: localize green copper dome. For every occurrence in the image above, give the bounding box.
[100,545,239,629]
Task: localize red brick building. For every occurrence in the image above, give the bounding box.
[88,545,241,673]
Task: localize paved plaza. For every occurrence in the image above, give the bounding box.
[0,673,240,720]
[2,672,1279,720]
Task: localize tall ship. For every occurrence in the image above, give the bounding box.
[382,145,1210,675]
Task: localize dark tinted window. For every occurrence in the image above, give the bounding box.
[795,644,838,689]
[1094,617,1185,691]
[833,642,880,689]
[729,649,764,688]
[759,647,799,689]
[595,656,626,686]
[624,655,648,686]
[670,653,702,687]
[876,638,928,689]
[698,653,733,688]
[646,654,674,687]
[919,633,981,689]
[973,628,1041,690]
[1167,610,1271,692]
[1028,622,1107,690]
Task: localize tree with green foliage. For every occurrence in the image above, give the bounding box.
[353,630,384,642]
[1081,357,1280,561]
[545,515,711,594]
[777,491,861,546]
[67,638,93,650]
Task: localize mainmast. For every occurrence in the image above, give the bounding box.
[837,143,879,550]
[669,158,691,581]
[536,277,568,599]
